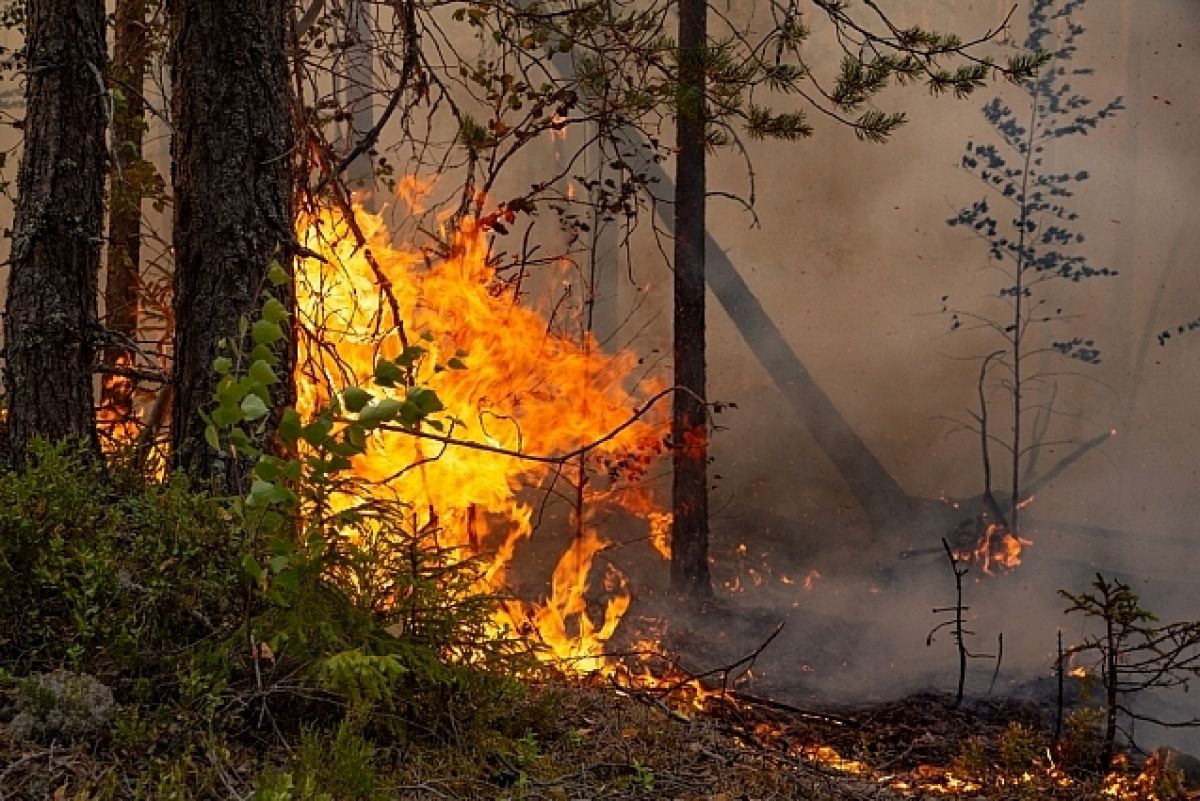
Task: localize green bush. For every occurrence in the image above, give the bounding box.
[0,441,247,679]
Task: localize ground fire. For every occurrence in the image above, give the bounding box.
[283,201,1195,800]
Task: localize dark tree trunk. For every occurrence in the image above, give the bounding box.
[99,0,151,434]
[168,0,294,490]
[670,0,712,598]
[3,0,107,466]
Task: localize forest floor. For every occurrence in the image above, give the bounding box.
[3,675,1195,800]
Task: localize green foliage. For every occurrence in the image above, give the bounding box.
[271,719,383,801]
[997,721,1039,773]
[0,441,245,677]
[1061,574,1200,763]
[1057,707,1105,769]
[201,279,540,746]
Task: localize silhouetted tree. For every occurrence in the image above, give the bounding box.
[944,0,1121,536]
[669,0,711,597]
[666,3,1044,597]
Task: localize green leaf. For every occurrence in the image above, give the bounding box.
[373,359,405,388]
[204,424,221,450]
[279,408,301,444]
[212,356,232,375]
[242,554,264,580]
[271,484,298,507]
[249,360,279,386]
[212,404,243,427]
[267,262,290,287]
[258,510,285,535]
[248,479,275,506]
[273,569,300,595]
[358,398,404,425]
[242,394,270,421]
[252,319,284,346]
[395,345,426,368]
[228,427,253,451]
[408,387,445,415]
[301,419,334,446]
[282,459,302,481]
[255,459,282,481]
[262,297,288,323]
[216,376,243,406]
[248,344,279,367]
[343,423,367,453]
[342,386,373,413]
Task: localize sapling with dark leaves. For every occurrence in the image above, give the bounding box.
[942,0,1123,539]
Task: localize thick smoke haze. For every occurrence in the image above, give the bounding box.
[1,0,1197,753]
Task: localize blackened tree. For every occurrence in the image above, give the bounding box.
[669,0,711,597]
[3,0,107,466]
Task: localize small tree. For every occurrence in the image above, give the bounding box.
[1060,574,1200,766]
[942,0,1122,536]
[927,538,999,705]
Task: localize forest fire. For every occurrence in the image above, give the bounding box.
[954,521,1032,575]
[294,200,667,674]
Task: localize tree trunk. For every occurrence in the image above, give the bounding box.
[99,0,151,436]
[670,0,712,598]
[168,0,294,490]
[3,0,107,466]
[343,0,375,193]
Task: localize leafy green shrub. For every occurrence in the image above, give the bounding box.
[202,284,543,744]
[0,441,247,679]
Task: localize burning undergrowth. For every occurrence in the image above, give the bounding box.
[295,199,670,674]
[281,198,1200,801]
[697,688,1200,800]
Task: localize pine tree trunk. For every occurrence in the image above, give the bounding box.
[168,0,294,490]
[670,0,712,598]
[100,0,150,433]
[3,0,107,466]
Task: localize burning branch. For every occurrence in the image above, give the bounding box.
[375,385,690,467]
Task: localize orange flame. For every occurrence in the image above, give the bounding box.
[96,354,140,450]
[294,202,667,673]
[956,522,1032,575]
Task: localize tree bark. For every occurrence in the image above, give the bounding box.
[3,0,107,466]
[168,0,294,490]
[99,0,151,434]
[670,0,712,598]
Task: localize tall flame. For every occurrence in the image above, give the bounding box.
[295,201,666,671]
